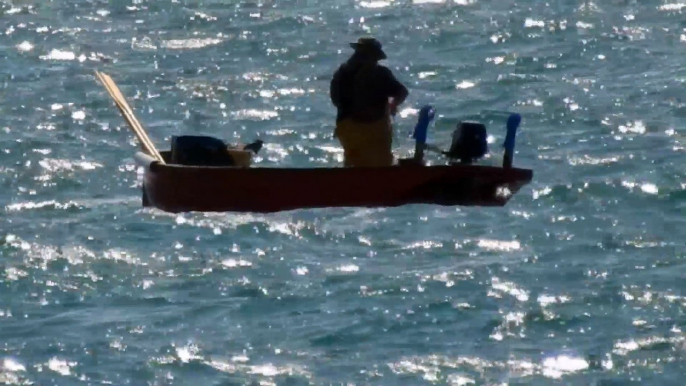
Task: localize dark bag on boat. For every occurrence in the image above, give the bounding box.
[170,135,235,166]
[446,122,488,164]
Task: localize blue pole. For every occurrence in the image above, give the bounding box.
[503,113,521,168]
[412,105,435,161]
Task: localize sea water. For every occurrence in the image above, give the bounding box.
[1,0,686,384]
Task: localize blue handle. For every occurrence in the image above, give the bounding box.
[412,105,435,145]
[503,113,521,168]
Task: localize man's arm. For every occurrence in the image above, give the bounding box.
[380,66,408,114]
[330,69,341,107]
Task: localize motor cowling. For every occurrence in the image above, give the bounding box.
[445,121,488,164]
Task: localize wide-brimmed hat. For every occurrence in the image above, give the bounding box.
[349,37,387,60]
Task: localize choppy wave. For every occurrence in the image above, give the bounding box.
[1,0,686,384]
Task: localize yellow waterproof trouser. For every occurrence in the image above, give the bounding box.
[334,116,393,167]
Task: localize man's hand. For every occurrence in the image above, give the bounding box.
[389,99,399,117]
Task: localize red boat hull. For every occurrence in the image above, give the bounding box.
[134,152,533,213]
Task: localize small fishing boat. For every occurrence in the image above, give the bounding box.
[135,151,532,213]
[95,71,533,214]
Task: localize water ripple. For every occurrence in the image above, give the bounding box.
[1,0,685,384]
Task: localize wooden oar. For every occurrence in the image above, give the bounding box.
[95,71,156,157]
[94,70,166,164]
[95,70,164,164]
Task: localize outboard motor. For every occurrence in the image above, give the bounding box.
[444,121,488,164]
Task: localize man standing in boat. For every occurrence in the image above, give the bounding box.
[330,37,409,167]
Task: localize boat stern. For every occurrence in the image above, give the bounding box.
[134,151,162,209]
